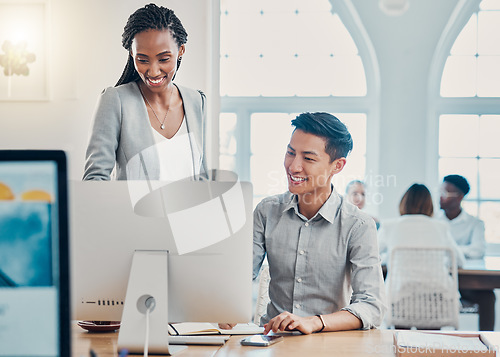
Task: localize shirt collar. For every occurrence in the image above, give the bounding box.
[282,187,341,224]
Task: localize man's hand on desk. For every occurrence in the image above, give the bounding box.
[218,323,237,330]
[264,312,322,335]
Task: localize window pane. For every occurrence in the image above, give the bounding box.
[220,155,236,172]
[480,0,500,10]
[333,156,366,194]
[462,201,478,216]
[479,159,500,199]
[219,113,237,172]
[477,56,500,97]
[450,14,477,56]
[220,55,266,96]
[439,158,478,199]
[219,113,237,155]
[439,115,479,157]
[250,113,294,199]
[332,113,366,193]
[479,202,500,243]
[339,113,367,158]
[478,11,500,55]
[440,56,477,97]
[220,0,366,97]
[479,115,500,157]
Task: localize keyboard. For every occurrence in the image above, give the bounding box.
[168,335,230,345]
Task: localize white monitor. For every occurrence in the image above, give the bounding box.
[70,179,253,326]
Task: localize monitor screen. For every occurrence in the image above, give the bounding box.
[0,150,70,357]
[70,179,253,325]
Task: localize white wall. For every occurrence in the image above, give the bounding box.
[351,0,462,219]
[0,0,214,180]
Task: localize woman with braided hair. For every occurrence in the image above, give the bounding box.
[84,3,207,181]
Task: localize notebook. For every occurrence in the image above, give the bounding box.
[0,150,70,357]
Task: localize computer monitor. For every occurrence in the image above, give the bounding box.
[0,150,70,357]
[70,179,253,327]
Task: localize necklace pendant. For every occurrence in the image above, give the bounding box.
[160,124,165,130]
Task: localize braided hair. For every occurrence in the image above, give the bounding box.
[115,3,188,86]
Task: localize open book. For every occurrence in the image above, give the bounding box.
[168,322,264,336]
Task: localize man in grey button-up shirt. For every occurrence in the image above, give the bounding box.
[253,112,386,335]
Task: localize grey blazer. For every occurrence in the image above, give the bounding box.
[83,82,207,180]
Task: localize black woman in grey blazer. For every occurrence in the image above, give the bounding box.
[83,4,207,181]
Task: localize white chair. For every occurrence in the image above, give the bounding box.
[386,246,459,330]
[253,264,270,325]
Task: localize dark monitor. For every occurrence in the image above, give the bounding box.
[0,150,70,357]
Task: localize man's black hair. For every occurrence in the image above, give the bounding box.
[443,174,470,196]
[291,112,353,162]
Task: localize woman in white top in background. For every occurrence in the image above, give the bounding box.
[378,183,465,268]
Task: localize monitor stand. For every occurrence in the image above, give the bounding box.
[117,250,186,355]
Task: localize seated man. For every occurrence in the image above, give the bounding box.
[253,112,386,334]
[439,174,495,331]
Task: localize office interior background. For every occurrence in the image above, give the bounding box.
[0,0,499,329]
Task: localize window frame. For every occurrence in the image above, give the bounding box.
[219,0,381,193]
[428,0,500,245]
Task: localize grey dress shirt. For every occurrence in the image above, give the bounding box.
[83,81,207,180]
[253,189,386,329]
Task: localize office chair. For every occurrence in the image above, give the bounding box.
[254,264,270,325]
[386,246,460,330]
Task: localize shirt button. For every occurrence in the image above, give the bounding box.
[297,278,302,283]
[299,250,305,255]
[295,304,300,309]
[305,222,309,227]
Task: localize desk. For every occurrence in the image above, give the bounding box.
[459,257,500,290]
[73,323,500,357]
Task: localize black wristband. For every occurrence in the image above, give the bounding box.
[315,314,326,332]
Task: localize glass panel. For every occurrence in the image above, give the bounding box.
[439,158,478,199]
[250,113,294,199]
[462,201,479,216]
[439,115,479,157]
[219,113,237,155]
[295,55,366,96]
[220,0,366,97]
[479,115,500,157]
[220,155,236,172]
[480,0,500,10]
[219,113,237,172]
[333,156,366,194]
[327,13,359,55]
[478,11,500,55]
[337,113,367,159]
[331,56,367,96]
[440,56,477,97]
[477,56,500,97]
[220,55,266,96]
[479,201,500,243]
[450,14,477,55]
[479,159,500,199]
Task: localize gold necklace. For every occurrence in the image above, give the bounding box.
[139,84,174,130]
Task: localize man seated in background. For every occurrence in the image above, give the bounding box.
[439,174,495,331]
[251,112,386,334]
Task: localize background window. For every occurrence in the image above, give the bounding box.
[219,0,371,207]
[438,1,500,243]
